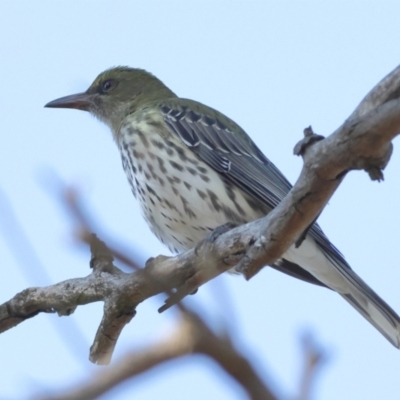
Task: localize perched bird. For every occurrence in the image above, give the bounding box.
[46,66,400,347]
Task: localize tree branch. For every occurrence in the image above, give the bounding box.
[2,64,400,367]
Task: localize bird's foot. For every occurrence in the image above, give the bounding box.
[194,222,238,256]
[158,271,204,313]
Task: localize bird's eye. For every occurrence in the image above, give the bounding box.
[101,79,118,93]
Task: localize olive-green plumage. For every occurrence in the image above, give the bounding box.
[45,66,400,348]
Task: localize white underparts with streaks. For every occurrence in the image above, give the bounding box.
[118,115,261,253]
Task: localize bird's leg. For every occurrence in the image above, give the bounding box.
[158,222,238,313]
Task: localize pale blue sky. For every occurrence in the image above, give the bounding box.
[1,2,400,399]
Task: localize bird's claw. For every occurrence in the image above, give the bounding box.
[194,222,238,256]
[158,271,203,313]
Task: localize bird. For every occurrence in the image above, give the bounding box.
[45,66,400,348]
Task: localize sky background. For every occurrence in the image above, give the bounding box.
[1,1,400,399]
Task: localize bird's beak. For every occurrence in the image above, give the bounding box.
[44,92,94,111]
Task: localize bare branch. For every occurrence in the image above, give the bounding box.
[40,312,276,400]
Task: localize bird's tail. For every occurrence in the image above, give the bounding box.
[284,236,400,347]
[338,267,400,348]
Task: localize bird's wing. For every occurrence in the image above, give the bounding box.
[159,102,291,208]
[158,99,350,286]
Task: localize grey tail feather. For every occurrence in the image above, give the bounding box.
[339,269,400,348]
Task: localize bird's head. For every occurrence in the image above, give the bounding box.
[45,66,175,133]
